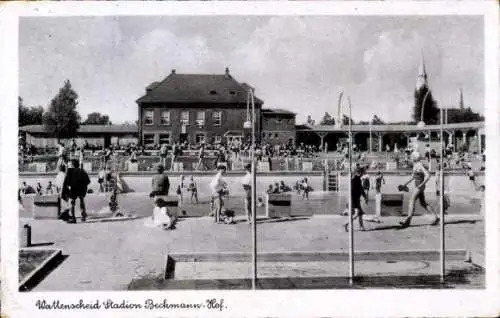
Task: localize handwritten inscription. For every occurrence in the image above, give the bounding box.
[35,298,227,311]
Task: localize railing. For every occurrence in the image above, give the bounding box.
[18,152,484,173]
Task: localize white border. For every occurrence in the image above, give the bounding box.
[1,1,499,317]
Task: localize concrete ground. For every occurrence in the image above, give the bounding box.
[19,212,484,291]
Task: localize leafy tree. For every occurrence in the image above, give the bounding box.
[18,97,44,126]
[413,86,440,125]
[306,115,315,126]
[357,121,370,125]
[83,112,111,125]
[319,112,335,125]
[371,115,385,125]
[42,80,81,140]
[447,107,484,123]
[342,114,354,125]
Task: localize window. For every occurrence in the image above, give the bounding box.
[143,134,155,145]
[195,133,206,144]
[196,111,205,127]
[159,133,171,145]
[214,135,222,144]
[181,111,190,125]
[262,132,266,138]
[144,110,154,125]
[212,111,222,126]
[275,133,279,138]
[160,111,170,125]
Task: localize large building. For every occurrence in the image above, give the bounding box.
[136,68,296,147]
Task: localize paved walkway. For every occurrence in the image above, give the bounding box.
[20,214,484,291]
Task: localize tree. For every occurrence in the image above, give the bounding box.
[319,112,335,125]
[413,86,440,125]
[342,115,354,125]
[42,80,81,140]
[371,115,385,125]
[83,112,111,125]
[306,115,315,126]
[18,97,44,127]
[447,107,484,123]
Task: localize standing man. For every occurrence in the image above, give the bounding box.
[343,167,368,232]
[151,165,170,198]
[63,159,90,223]
[195,143,207,171]
[241,163,252,223]
[210,165,228,223]
[170,142,178,171]
[399,152,439,228]
[159,143,168,168]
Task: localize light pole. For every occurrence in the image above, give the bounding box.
[418,90,431,128]
[439,102,445,283]
[347,97,354,285]
[339,94,354,284]
[244,89,257,290]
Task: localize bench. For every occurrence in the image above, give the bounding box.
[266,193,292,218]
[33,195,60,219]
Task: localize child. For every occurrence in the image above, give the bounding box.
[301,178,311,200]
[46,181,55,195]
[36,183,43,195]
[153,198,176,230]
[97,164,106,193]
[187,175,198,204]
[55,164,66,194]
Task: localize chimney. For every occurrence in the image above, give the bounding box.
[225,67,230,76]
[171,69,176,75]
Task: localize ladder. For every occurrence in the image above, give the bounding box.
[327,172,339,192]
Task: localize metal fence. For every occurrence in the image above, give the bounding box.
[18,152,483,173]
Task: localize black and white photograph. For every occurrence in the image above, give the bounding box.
[1,2,499,317]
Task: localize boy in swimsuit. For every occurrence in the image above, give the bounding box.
[399,152,439,228]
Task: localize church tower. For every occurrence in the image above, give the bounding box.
[459,88,464,109]
[416,53,428,90]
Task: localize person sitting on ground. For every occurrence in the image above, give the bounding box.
[151,164,170,198]
[21,181,36,195]
[266,184,275,195]
[279,180,292,192]
[46,181,55,195]
[274,182,281,193]
[153,197,177,230]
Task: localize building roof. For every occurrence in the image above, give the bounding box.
[297,121,484,133]
[19,124,138,134]
[136,69,264,106]
[262,108,296,116]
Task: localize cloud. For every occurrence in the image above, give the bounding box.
[19,16,484,125]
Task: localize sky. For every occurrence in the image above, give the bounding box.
[19,15,484,125]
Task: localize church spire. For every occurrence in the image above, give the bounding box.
[416,52,428,90]
[459,88,464,109]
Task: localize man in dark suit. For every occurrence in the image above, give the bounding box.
[63,159,91,223]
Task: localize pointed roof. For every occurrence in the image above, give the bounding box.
[136,69,264,106]
[459,88,464,109]
[416,52,428,90]
[418,52,427,76]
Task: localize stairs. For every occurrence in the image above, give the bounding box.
[327,172,339,192]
